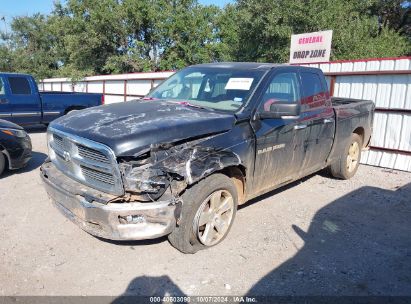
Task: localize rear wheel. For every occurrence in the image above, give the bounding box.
[0,152,6,176]
[330,133,362,179]
[168,174,238,254]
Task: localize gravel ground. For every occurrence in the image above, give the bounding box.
[0,127,410,297]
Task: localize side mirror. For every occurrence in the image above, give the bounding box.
[259,102,300,119]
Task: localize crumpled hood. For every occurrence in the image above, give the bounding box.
[50,100,236,157]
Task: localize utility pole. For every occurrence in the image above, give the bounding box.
[1,16,6,34]
[0,15,10,49]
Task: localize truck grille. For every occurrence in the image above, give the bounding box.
[81,166,115,185]
[53,134,64,151]
[77,145,110,164]
[48,128,124,195]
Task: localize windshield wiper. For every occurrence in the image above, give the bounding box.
[141,97,159,101]
[176,101,214,111]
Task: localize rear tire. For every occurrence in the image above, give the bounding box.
[330,133,362,179]
[0,152,6,176]
[168,174,238,254]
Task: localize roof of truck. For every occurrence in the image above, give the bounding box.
[191,62,322,73]
[192,62,288,70]
[0,72,33,77]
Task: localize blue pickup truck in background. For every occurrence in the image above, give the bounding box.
[0,73,104,126]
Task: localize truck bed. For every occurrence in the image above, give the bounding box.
[39,91,103,124]
[327,97,375,165]
[331,97,373,108]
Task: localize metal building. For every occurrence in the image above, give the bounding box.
[303,57,411,172]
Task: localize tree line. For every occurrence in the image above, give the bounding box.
[0,0,409,80]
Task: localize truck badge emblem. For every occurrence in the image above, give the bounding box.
[63,151,71,162]
[258,143,286,155]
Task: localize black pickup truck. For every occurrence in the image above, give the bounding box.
[40,63,374,253]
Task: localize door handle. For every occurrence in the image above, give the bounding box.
[0,98,9,104]
[323,118,334,124]
[294,124,307,130]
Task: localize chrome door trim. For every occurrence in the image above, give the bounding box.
[43,111,61,115]
[12,112,42,117]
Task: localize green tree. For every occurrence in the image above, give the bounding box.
[0,0,409,80]
[231,0,410,62]
[1,14,59,79]
[49,0,126,76]
[371,0,411,38]
[305,0,410,59]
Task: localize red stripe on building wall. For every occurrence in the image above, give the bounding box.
[294,56,411,65]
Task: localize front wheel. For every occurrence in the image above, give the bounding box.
[330,133,362,179]
[168,174,238,254]
[0,152,6,176]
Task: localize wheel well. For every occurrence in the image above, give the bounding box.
[353,127,365,146]
[221,166,246,205]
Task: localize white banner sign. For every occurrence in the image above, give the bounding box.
[289,30,333,64]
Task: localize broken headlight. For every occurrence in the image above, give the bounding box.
[121,163,169,200]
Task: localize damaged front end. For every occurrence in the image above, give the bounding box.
[41,160,180,240]
[41,131,242,241]
[119,134,241,203]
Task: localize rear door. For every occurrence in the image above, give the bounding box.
[0,76,12,121]
[7,75,42,125]
[252,68,304,193]
[298,70,335,175]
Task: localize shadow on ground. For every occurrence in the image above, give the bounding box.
[113,275,187,303]
[114,182,411,298]
[239,172,318,210]
[247,182,411,296]
[95,235,168,247]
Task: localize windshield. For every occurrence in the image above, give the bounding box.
[147,67,266,112]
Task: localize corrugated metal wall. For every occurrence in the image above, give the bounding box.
[40,57,411,172]
[303,57,411,172]
[40,71,174,104]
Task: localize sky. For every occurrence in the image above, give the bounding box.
[0,0,233,21]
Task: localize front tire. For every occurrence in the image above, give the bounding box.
[168,174,238,254]
[330,133,362,179]
[0,152,6,176]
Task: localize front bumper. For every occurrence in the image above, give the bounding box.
[40,161,179,240]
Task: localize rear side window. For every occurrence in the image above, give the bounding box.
[9,77,31,95]
[300,72,324,97]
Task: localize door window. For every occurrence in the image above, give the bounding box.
[261,72,299,111]
[300,72,327,109]
[9,77,31,95]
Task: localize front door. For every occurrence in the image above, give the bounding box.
[0,76,12,121]
[7,76,41,125]
[251,69,304,194]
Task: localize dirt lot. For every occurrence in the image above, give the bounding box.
[1,126,410,297]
